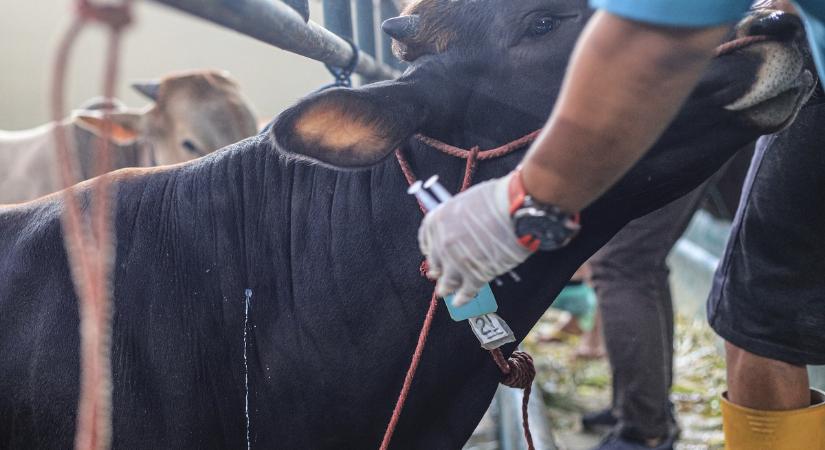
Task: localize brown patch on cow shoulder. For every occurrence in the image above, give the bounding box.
[293,102,388,157]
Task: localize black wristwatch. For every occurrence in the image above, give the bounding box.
[508,167,581,252]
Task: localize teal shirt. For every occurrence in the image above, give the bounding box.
[589,0,825,82]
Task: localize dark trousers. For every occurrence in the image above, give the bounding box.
[589,184,708,441]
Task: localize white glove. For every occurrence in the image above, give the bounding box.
[418,173,533,307]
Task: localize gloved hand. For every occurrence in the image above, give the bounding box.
[418,172,534,307]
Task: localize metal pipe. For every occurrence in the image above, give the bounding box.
[149,0,399,80]
[323,0,354,40]
[498,382,559,450]
[355,0,377,58]
[379,0,404,70]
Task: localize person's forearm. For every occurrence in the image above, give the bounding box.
[521,11,729,212]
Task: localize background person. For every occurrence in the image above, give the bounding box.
[585,183,709,449]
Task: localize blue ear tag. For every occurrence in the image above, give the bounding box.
[444,283,499,321]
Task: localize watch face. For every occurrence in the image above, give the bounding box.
[514,207,577,251]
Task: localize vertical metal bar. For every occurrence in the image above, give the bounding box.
[379,0,403,70]
[354,0,376,57]
[354,0,377,84]
[323,0,354,40]
[151,0,399,80]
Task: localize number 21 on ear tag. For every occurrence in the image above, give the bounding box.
[469,313,516,350]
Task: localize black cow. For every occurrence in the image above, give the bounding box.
[0,0,815,449]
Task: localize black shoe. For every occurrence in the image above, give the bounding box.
[591,431,675,450]
[582,407,618,433]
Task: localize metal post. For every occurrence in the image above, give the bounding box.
[497,383,559,450]
[355,0,376,58]
[379,0,404,70]
[150,0,399,80]
[323,0,354,40]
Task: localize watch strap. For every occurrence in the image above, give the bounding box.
[507,167,581,251]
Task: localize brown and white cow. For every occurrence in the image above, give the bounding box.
[0,70,257,204]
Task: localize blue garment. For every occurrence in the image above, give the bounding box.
[590,0,825,82]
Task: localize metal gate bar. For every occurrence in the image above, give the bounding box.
[323,0,354,40]
[380,0,404,70]
[150,0,399,80]
[355,0,377,58]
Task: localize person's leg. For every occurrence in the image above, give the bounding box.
[707,99,825,448]
[589,182,707,444]
[725,342,809,410]
[723,344,824,450]
[576,308,605,359]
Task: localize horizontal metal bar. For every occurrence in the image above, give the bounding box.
[149,0,400,81]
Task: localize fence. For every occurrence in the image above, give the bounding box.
[149,0,404,82]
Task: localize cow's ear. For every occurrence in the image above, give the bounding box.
[74,111,142,145]
[272,82,428,168]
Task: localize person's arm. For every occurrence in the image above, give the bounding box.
[419,6,749,305]
[521,11,729,212]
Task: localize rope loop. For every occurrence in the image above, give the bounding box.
[387,132,541,450]
[76,0,132,30]
[323,38,360,89]
[498,351,536,389]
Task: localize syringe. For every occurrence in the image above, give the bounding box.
[410,175,521,286]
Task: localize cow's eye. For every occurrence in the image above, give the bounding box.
[181,139,205,156]
[530,16,558,36]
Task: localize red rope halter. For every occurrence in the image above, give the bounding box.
[380,131,541,450]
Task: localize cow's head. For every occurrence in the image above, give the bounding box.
[76,70,258,166]
[273,0,815,169]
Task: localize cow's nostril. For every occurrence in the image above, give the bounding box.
[748,11,803,41]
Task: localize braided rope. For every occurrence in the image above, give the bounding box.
[383,133,538,450]
[51,2,133,449]
[414,130,541,161]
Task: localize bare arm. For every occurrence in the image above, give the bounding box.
[521,11,729,212]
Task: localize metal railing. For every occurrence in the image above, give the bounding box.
[149,0,401,81]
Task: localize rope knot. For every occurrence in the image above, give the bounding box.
[500,351,536,389]
[77,0,132,30]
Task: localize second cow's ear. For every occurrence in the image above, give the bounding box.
[74,111,142,145]
[272,80,429,168]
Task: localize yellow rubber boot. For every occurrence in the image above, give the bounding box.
[722,389,825,450]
